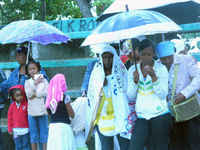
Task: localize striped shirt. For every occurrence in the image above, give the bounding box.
[127,61,169,120]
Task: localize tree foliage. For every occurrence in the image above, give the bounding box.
[0,0,82,25]
[91,0,114,16]
[0,0,114,25]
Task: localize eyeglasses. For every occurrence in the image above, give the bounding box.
[16,47,27,54]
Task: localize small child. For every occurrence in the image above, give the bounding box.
[7,85,30,150]
[46,74,76,150]
[24,60,49,150]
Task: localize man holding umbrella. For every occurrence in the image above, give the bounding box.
[156,41,200,150]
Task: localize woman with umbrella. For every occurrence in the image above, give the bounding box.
[127,39,171,150]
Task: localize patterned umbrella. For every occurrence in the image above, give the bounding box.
[0,20,69,45]
[82,10,181,46]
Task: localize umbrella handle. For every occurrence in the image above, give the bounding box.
[133,49,138,72]
[26,42,31,64]
[128,39,138,71]
[125,4,129,12]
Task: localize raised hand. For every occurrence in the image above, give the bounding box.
[143,65,157,82]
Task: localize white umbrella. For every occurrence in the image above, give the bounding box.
[82,10,181,46]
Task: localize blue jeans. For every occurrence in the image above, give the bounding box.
[28,115,48,143]
[13,133,31,150]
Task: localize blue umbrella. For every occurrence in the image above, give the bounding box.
[82,10,181,46]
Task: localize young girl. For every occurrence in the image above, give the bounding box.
[8,85,30,150]
[45,74,76,150]
[24,60,49,150]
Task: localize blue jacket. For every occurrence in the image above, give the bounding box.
[0,70,7,105]
[0,67,48,96]
[81,60,98,92]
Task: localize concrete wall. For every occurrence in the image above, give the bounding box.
[0,40,91,92]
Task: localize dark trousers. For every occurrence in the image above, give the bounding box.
[0,110,4,150]
[170,115,200,150]
[97,126,130,150]
[129,113,172,150]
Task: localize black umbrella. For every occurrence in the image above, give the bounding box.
[98,1,200,24]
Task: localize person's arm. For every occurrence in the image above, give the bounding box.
[7,105,13,134]
[81,60,97,95]
[66,103,74,118]
[180,56,200,99]
[127,66,138,100]
[0,68,19,95]
[64,94,74,118]
[0,72,13,94]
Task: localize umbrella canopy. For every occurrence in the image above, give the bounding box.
[82,10,181,46]
[98,0,200,24]
[0,20,69,45]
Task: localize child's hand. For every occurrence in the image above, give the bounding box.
[34,74,44,85]
[34,78,43,85]
[8,132,13,135]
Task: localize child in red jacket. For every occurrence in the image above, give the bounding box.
[8,85,30,150]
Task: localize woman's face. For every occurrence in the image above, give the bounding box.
[140,46,154,65]
[102,52,113,70]
[16,52,27,65]
[28,63,39,78]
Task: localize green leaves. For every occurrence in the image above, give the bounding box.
[0,0,82,25]
[0,0,114,25]
[91,0,114,16]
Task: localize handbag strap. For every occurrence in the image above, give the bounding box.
[171,64,179,104]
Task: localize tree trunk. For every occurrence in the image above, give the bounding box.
[74,0,93,17]
[41,0,46,21]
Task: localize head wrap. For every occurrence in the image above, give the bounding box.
[156,41,175,58]
[9,85,27,102]
[87,44,129,137]
[45,74,67,112]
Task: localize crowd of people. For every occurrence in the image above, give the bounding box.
[0,37,199,150]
